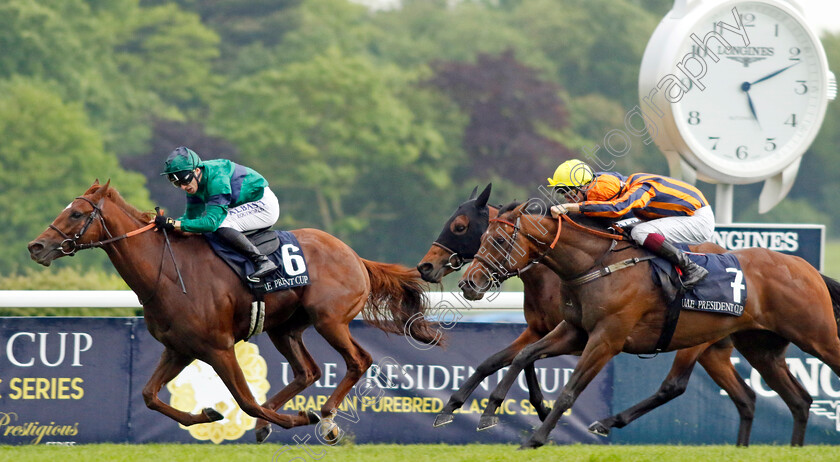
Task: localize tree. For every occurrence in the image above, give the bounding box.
[428,50,575,186]
[0,78,151,274]
[208,48,456,254]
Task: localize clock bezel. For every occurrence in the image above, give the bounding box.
[640,0,831,184]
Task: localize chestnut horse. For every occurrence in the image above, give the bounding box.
[28,181,440,443]
[417,186,769,445]
[459,201,840,448]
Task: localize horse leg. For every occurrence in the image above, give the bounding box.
[313,321,373,444]
[732,331,811,446]
[524,362,552,421]
[696,337,755,446]
[142,348,224,426]
[253,326,323,443]
[205,347,308,430]
[521,323,625,450]
[435,328,543,427]
[478,321,587,431]
[588,343,706,437]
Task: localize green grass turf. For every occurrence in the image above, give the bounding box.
[2,444,840,462]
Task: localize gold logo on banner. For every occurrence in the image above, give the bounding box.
[167,341,270,444]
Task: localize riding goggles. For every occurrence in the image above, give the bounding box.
[167,170,195,187]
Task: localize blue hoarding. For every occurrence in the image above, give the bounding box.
[2,317,840,446]
[712,224,824,270]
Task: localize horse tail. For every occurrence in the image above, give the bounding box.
[361,259,444,348]
[821,273,840,333]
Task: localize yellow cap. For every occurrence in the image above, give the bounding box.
[547,159,594,188]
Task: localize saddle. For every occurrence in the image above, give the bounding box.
[204,229,311,294]
[243,227,281,255]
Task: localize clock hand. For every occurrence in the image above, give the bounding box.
[740,82,761,128]
[750,61,801,86]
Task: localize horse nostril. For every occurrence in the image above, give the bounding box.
[417,262,433,275]
[28,241,44,254]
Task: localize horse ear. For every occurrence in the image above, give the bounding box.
[468,186,478,200]
[475,183,492,208]
[93,179,100,186]
[97,179,111,198]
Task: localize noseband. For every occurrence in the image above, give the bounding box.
[431,241,471,270]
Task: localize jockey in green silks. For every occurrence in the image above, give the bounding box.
[155,146,278,281]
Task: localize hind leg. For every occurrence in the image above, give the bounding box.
[254,313,322,442]
[732,331,811,446]
[696,337,756,446]
[312,320,373,443]
[589,343,707,437]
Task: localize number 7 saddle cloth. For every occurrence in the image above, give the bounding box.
[649,246,747,317]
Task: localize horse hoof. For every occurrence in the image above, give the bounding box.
[537,407,552,422]
[306,410,321,425]
[320,417,342,444]
[477,415,499,431]
[255,425,271,443]
[203,408,224,422]
[434,413,455,427]
[588,421,610,437]
[518,437,545,450]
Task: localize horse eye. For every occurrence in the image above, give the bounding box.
[454,224,467,233]
[494,236,508,245]
[70,211,83,219]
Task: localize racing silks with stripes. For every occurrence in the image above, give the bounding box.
[578,172,709,220]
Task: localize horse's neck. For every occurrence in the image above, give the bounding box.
[545,226,616,280]
[99,203,167,297]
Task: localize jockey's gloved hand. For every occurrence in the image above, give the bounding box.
[550,205,568,218]
[154,215,176,231]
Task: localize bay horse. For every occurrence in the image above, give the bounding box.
[417,185,765,445]
[458,200,840,448]
[27,180,440,443]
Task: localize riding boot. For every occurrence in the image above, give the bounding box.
[215,227,278,280]
[643,234,708,289]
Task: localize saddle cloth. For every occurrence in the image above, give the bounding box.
[649,246,747,317]
[204,229,311,294]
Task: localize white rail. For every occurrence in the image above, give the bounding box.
[0,290,524,309]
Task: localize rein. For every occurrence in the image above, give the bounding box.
[480,213,640,287]
[50,196,158,255]
[50,195,186,304]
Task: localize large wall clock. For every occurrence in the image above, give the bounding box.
[639,0,835,216]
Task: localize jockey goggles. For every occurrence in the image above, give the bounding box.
[167,170,195,187]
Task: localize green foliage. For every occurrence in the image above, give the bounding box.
[209,48,452,246]
[0,78,151,274]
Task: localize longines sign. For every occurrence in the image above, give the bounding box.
[712,224,825,271]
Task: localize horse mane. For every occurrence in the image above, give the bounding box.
[93,184,155,223]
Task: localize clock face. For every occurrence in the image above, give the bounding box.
[672,1,828,181]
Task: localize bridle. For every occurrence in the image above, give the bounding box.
[49,196,155,256]
[47,194,183,304]
[430,241,471,270]
[472,216,554,287]
[473,213,642,288]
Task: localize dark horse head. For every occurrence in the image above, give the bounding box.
[416,184,493,283]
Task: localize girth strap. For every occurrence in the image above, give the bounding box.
[566,255,655,287]
[246,295,266,340]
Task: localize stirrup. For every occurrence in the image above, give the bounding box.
[247,261,278,282]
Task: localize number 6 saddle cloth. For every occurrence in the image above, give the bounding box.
[203,229,311,294]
